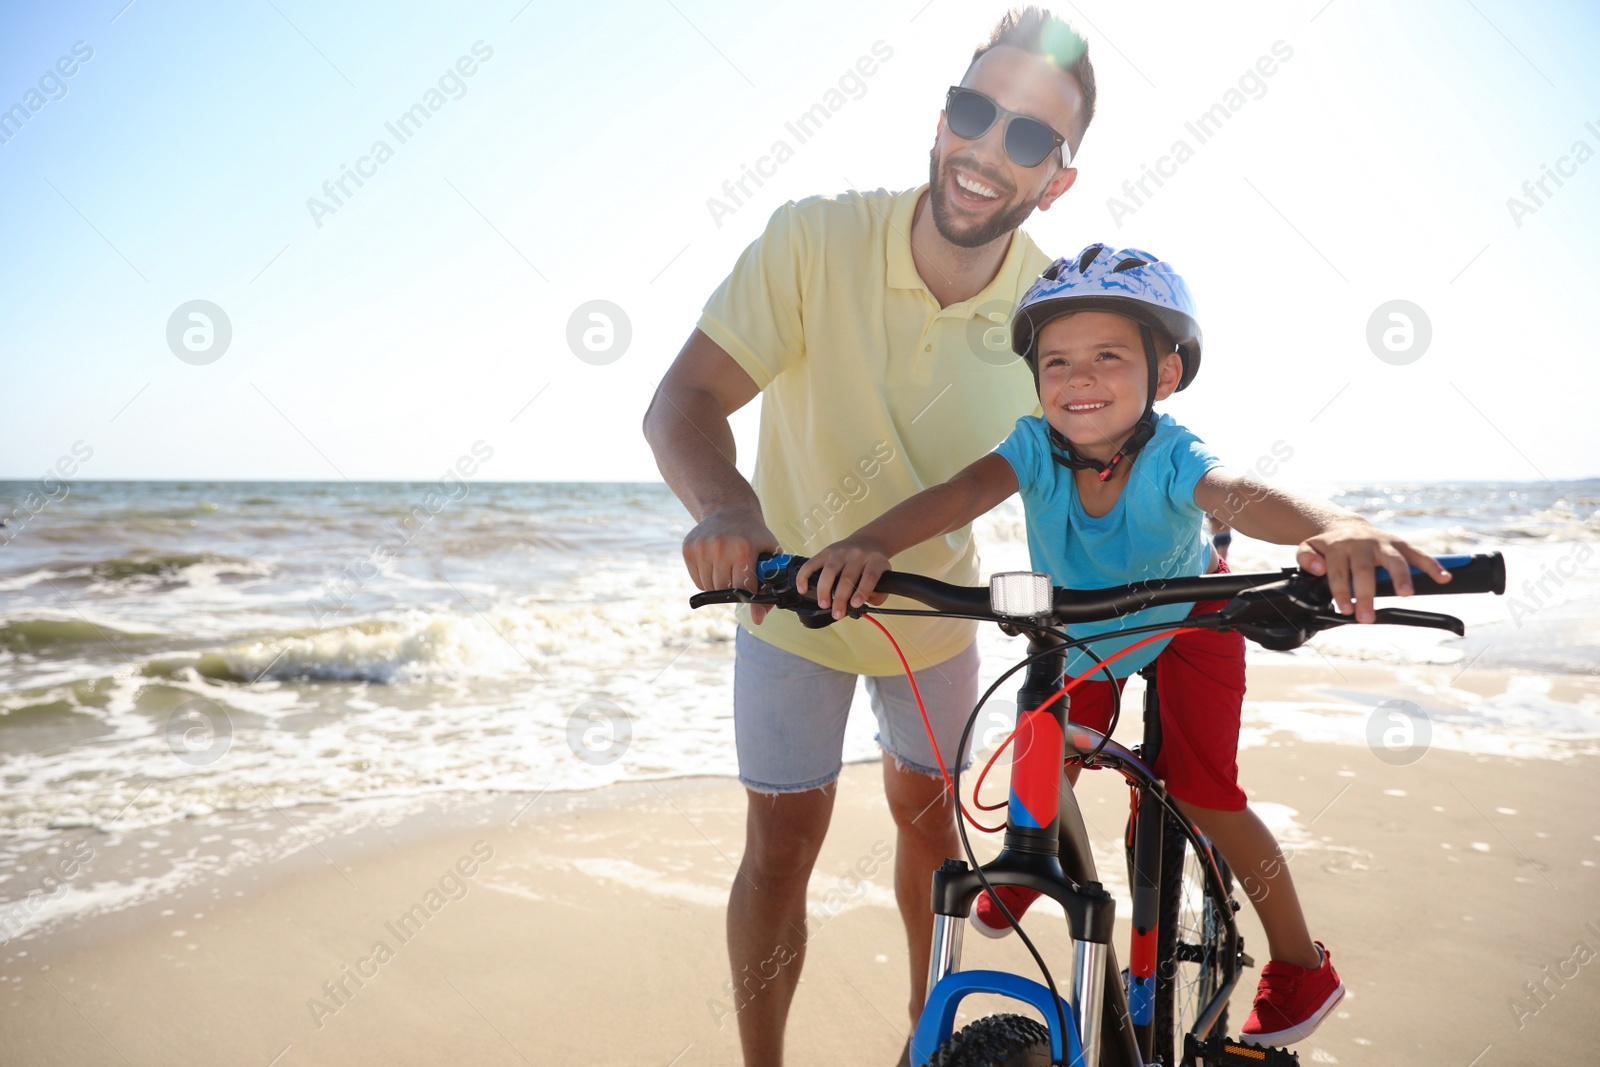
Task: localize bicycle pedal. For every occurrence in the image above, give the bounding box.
[1186,1034,1300,1066]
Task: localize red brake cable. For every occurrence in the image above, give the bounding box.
[863,614,1200,833]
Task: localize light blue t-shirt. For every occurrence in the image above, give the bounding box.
[993,413,1225,678]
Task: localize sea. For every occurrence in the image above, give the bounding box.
[1,479,1597,943]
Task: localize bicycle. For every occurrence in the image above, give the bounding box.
[690,550,1506,1066]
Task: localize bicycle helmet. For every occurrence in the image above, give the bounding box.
[1010,244,1203,481]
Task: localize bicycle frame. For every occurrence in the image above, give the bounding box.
[912,637,1244,1067]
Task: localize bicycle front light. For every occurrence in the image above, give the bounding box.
[989,571,1052,619]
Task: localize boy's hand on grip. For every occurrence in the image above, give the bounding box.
[1297,519,1451,623]
[796,539,892,620]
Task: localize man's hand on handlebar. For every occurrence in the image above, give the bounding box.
[682,505,780,624]
[796,538,893,620]
[1295,519,1451,623]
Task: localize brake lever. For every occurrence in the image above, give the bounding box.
[690,553,842,629]
[1214,570,1463,651]
[1226,603,1468,651]
[688,589,747,608]
[687,588,796,609]
[1307,607,1466,636]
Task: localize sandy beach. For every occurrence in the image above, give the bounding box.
[3,659,1598,1067]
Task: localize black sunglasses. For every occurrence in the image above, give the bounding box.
[944,86,1070,169]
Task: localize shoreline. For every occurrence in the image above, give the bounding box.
[4,659,1597,958]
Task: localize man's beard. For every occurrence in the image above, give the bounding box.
[927,150,1041,249]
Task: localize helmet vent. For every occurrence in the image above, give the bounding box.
[1076,245,1105,275]
[1111,256,1149,273]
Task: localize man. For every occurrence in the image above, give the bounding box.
[642,10,1096,1064]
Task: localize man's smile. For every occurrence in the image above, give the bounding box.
[948,165,1008,207]
[954,172,1001,200]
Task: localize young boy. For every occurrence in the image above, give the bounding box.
[795,244,1450,1046]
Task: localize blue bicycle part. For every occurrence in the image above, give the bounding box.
[1126,971,1155,1027]
[912,969,1084,1067]
[756,553,798,583]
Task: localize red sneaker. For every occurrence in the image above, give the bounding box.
[1240,941,1345,1046]
[970,885,1040,938]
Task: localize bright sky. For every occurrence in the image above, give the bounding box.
[2,0,1597,485]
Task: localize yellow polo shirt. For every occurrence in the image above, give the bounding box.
[698,184,1051,675]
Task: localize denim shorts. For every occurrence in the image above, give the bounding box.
[732,628,980,794]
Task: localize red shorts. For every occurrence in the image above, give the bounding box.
[1067,569,1248,812]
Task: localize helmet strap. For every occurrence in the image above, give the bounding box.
[1046,322,1162,482]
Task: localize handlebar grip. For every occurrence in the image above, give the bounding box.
[1374,553,1505,597]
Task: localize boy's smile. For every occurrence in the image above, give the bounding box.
[1035,310,1181,465]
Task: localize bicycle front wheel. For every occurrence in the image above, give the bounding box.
[1153,814,1237,1066]
[925,1013,1053,1066]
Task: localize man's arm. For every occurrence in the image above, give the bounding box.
[1194,468,1450,622]
[643,328,779,615]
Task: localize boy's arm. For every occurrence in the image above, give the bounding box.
[798,453,1019,619]
[1194,468,1451,623]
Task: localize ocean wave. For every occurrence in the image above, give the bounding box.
[0,676,119,725]
[139,599,741,685]
[4,552,274,590]
[0,617,154,654]
[89,552,263,583]
[102,502,223,521]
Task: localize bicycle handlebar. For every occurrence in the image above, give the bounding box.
[689,552,1505,651]
[866,552,1502,623]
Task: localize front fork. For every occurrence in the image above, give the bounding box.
[920,636,1114,1067]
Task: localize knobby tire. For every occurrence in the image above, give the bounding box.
[926,1013,1054,1066]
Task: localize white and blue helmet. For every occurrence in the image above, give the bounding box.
[1011,244,1203,390]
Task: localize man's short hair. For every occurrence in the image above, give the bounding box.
[968,7,1097,150]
